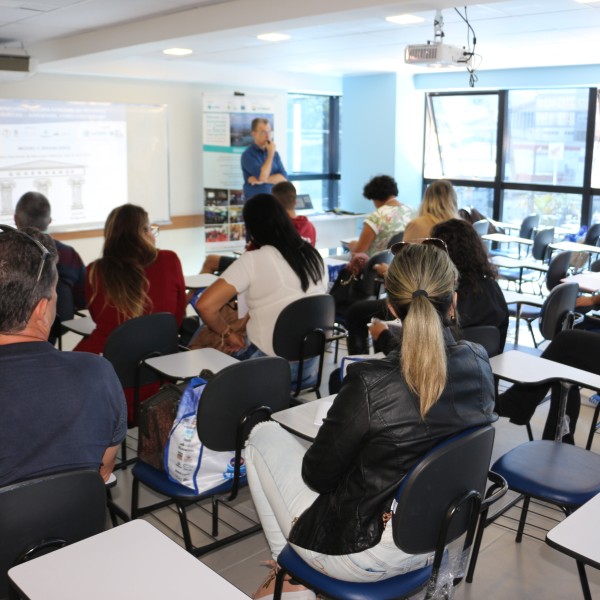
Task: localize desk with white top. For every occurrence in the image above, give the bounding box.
[184,273,218,290]
[490,350,600,440]
[311,213,365,250]
[483,233,534,246]
[550,240,600,256]
[8,520,247,600]
[562,271,600,294]
[144,347,238,380]
[272,395,335,441]
[546,492,600,571]
[60,315,96,337]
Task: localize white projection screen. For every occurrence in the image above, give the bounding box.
[0,99,170,232]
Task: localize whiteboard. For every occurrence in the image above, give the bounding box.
[0,99,170,232]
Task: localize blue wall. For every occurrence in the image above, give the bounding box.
[340,72,425,214]
[340,73,398,213]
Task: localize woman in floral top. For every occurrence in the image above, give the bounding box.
[346,175,415,257]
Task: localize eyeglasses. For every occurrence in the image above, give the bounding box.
[144,224,160,238]
[390,237,448,256]
[0,224,50,283]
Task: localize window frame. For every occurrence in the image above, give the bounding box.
[286,94,341,211]
[423,88,600,228]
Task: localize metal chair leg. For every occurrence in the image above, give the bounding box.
[516,496,530,543]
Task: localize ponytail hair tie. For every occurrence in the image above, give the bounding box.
[412,289,429,299]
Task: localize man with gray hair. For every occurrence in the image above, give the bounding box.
[0,226,126,486]
[14,191,86,311]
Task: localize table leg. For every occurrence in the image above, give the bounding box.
[576,560,592,600]
[514,303,521,346]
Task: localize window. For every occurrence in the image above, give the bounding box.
[424,93,498,181]
[592,90,600,189]
[504,89,589,186]
[503,190,582,229]
[423,87,599,231]
[454,186,494,217]
[286,94,340,211]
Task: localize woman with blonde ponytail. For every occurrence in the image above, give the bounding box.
[245,241,496,595]
[385,241,458,417]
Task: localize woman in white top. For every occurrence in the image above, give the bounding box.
[196,194,327,382]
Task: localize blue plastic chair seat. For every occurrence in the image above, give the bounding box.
[277,545,432,600]
[132,461,246,500]
[492,441,600,508]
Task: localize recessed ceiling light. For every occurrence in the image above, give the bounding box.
[256,33,290,42]
[163,48,193,56]
[385,14,425,25]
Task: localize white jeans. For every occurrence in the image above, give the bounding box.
[245,421,431,582]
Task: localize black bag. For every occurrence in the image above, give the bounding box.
[330,267,369,316]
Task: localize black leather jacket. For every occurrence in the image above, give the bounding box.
[288,329,497,555]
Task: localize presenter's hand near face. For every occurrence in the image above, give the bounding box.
[265,139,276,156]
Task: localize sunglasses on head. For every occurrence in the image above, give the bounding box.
[0,224,51,284]
[390,237,448,256]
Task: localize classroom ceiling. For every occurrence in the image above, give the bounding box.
[0,0,599,84]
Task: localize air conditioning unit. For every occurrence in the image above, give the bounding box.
[405,42,468,67]
[0,49,36,81]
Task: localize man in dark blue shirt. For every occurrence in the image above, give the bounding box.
[0,227,126,486]
[241,117,287,201]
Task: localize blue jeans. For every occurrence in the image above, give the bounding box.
[233,343,319,391]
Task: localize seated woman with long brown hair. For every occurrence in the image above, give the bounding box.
[75,204,187,420]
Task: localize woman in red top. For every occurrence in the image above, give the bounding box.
[75,204,186,419]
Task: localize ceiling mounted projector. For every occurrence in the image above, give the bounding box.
[404,10,468,68]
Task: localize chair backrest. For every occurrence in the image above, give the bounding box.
[519,214,540,240]
[531,227,554,262]
[393,426,495,554]
[273,294,335,362]
[0,470,106,598]
[472,219,489,237]
[103,312,180,388]
[584,223,600,247]
[358,250,393,297]
[49,279,76,346]
[545,250,572,291]
[538,282,579,342]
[461,325,502,357]
[197,356,291,452]
[590,258,600,273]
[387,231,404,248]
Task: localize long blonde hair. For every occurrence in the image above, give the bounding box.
[419,180,458,222]
[385,243,458,418]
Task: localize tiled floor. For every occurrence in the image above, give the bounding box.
[64,310,600,599]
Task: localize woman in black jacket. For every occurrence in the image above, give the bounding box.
[245,242,496,596]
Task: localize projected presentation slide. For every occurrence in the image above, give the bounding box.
[0,99,169,232]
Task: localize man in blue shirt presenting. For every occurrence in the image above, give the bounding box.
[241,117,287,200]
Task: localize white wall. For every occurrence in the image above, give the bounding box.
[0,73,302,273]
